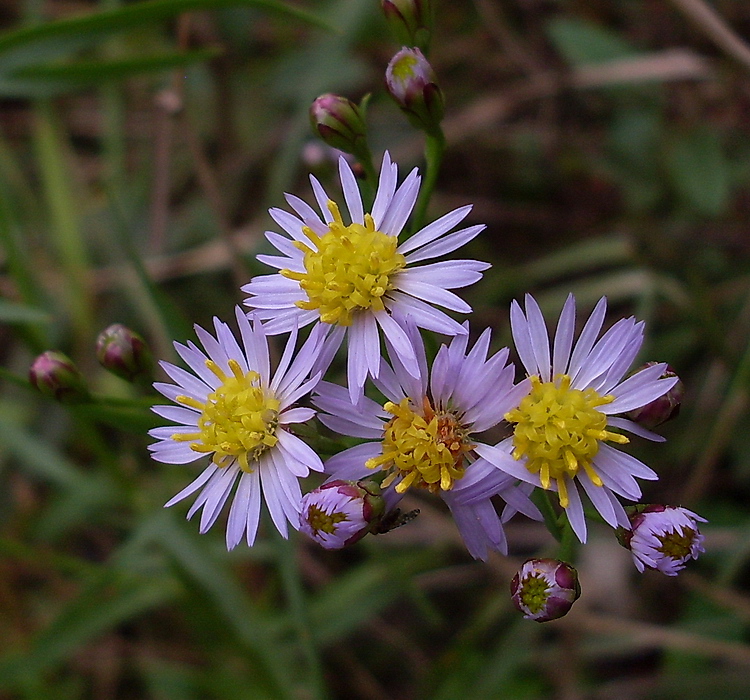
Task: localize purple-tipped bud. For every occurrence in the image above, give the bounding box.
[510,558,581,623]
[618,505,706,576]
[96,324,153,382]
[299,479,386,549]
[381,0,432,52]
[309,94,370,160]
[385,47,444,135]
[626,363,683,429]
[29,351,90,403]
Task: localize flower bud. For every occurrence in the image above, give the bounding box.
[96,324,153,382]
[29,351,90,403]
[385,47,444,135]
[299,479,386,549]
[626,363,683,428]
[510,558,581,622]
[381,0,432,52]
[309,94,370,161]
[618,505,706,576]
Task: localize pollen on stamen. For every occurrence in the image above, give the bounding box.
[366,396,474,494]
[281,199,406,327]
[506,375,625,507]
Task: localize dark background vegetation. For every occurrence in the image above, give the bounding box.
[0,0,749,698]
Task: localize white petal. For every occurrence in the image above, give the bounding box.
[269,207,306,241]
[279,407,316,425]
[564,479,588,543]
[324,442,381,480]
[375,311,420,379]
[371,152,398,228]
[607,417,666,442]
[339,156,364,224]
[403,225,485,264]
[568,296,607,379]
[347,321,369,403]
[510,299,538,377]
[277,430,324,474]
[379,169,420,236]
[394,278,472,313]
[309,175,333,223]
[260,454,289,538]
[524,294,551,382]
[397,205,472,254]
[386,292,467,336]
[226,470,254,550]
[552,294,576,377]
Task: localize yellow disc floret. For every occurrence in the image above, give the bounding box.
[281,200,406,326]
[305,505,348,535]
[505,375,629,507]
[173,359,280,473]
[366,396,474,494]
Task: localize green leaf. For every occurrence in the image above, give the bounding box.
[546,17,639,66]
[0,0,331,97]
[665,127,730,217]
[0,298,50,324]
[3,48,221,97]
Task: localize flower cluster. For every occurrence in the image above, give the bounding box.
[150,151,705,620]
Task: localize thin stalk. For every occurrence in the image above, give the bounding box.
[557,517,578,564]
[275,532,328,700]
[410,129,446,234]
[532,489,563,543]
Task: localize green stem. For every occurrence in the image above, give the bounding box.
[275,532,328,700]
[532,490,563,543]
[557,517,578,564]
[410,129,446,234]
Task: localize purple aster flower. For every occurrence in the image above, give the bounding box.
[313,319,540,560]
[299,479,386,549]
[242,152,489,402]
[511,558,581,622]
[476,294,679,543]
[621,505,706,575]
[149,307,326,549]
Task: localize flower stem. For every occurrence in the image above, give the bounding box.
[410,129,446,234]
[533,490,563,543]
[557,517,579,563]
[275,532,328,700]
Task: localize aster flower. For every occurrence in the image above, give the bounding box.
[149,307,326,549]
[313,318,540,560]
[510,558,581,622]
[242,152,489,401]
[475,294,679,543]
[620,505,706,575]
[299,479,386,549]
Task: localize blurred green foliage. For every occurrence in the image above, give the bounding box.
[1,0,749,698]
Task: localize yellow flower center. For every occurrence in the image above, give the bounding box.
[365,396,474,494]
[281,200,406,326]
[305,505,348,535]
[657,527,696,560]
[505,375,628,507]
[173,359,280,473]
[519,573,551,614]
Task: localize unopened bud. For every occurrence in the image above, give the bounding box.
[618,505,706,576]
[385,47,444,135]
[299,479,386,549]
[96,324,153,382]
[309,94,370,161]
[29,351,89,403]
[627,363,683,428]
[381,0,432,52]
[511,558,580,622]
